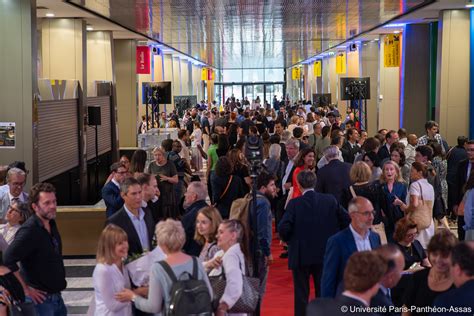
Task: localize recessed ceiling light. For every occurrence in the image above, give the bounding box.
[394,30,400,34]
[374,38,379,41]
[86,26,94,31]
[45,13,55,17]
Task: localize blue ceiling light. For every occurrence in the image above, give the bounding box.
[383,23,406,28]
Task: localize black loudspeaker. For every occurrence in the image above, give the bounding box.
[88,106,101,126]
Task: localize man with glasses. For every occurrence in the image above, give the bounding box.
[0,167,28,220]
[4,182,67,315]
[320,196,381,298]
[102,162,127,218]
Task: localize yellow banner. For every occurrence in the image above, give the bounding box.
[201,68,207,80]
[336,51,346,74]
[384,34,401,67]
[292,67,301,80]
[313,60,322,77]
[336,14,346,39]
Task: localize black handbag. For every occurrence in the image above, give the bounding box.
[8,301,36,316]
[209,256,260,313]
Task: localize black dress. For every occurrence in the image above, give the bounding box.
[403,268,455,316]
[148,160,178,219]
[396,240,427,270]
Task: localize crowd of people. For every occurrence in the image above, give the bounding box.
[0,98,473,316]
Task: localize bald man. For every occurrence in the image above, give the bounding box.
[404,134,418,167]
[320,197,382,298]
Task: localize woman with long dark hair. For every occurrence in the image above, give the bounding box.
[130,149,147,176]
[291,148,316,199]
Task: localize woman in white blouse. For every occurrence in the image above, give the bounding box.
[209,219,249,316]
[394,161,435,249]
[92,224,132,316]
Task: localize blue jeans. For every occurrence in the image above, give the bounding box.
[27,293,67,316]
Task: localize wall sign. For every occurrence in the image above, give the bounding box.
[314,60,322,77]
[384,34,401,67]
[136,46,151,74]
[336,51,346,74]
[0,122,15,148]
[292,67,301,80]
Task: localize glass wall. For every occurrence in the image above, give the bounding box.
[215,68,285,105]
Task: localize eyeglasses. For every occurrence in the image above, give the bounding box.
[116,171,128,175]
[406,232,418,238]
[355,210,376,217]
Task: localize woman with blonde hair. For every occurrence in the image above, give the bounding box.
[92,224,132,316]
[378,160,408,243]
[341,161,386,243]
[116,219,212,314]
[195,206,223,272]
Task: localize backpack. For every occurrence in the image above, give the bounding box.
[229,194,264,239]
[159,257,213,316]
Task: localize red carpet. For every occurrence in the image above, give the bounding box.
[261,228,317,315]
[261,234,294,315]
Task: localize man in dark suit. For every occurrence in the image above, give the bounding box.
[447,136,468,217]
[181,181,208,256]
[341,128,362,164]
[315,145,352,202]
[377,130,399,164]
[370,244,405,316]
[278,170,349,316]
[136,173,161,224]
[106,177,155,257]
[307,251,387,316]
[320,196,382,298]
[431,242,474,315]
[102,162,127,218]
[453,140,474,241]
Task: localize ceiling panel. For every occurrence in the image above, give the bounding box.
[67,0,433,69]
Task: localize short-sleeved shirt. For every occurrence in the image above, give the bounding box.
[208,144,219,171]
[409,178,434,202]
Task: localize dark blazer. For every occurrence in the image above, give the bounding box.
[278,190,344,269]
[102,181,124,218]
[320,227,381,298]
[182,200,208,256]
[371,288,397,316]
[307,294,376,316]
[432,280,474,316]
[341,141,362,164]
[106,206,155,256]
[315,159,352,202]
[377,144,391,163]
[454,159,470,205]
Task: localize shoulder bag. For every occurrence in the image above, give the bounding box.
[406,182,432,230]
[209,256,260,313]
[213,175,233,207]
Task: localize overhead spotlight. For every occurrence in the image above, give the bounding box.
[394,30,400,34]
[45,13,55,17]
[374,38,379,41]
[86,25,94,31]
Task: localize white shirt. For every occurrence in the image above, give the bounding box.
[111,179,120,190]
[282,160,295,193]
[8,191,27,203]
[209,244,245,313]
[349,224,372,251]
[404,144,416,167]
[93,263,132,316]
[123,205,150,251]
[302,188,315,195]
[178,139,190,163]
[0,223,20,246]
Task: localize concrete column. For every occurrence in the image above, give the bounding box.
[378,35,401,132]
[114,40,138,148]
[360,41,380,136]
[402,24,430,136]
[437,10,470,144]
[0,0,37,186]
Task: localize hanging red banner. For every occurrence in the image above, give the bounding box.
[136,46,151,74]
[207,69,213,81]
